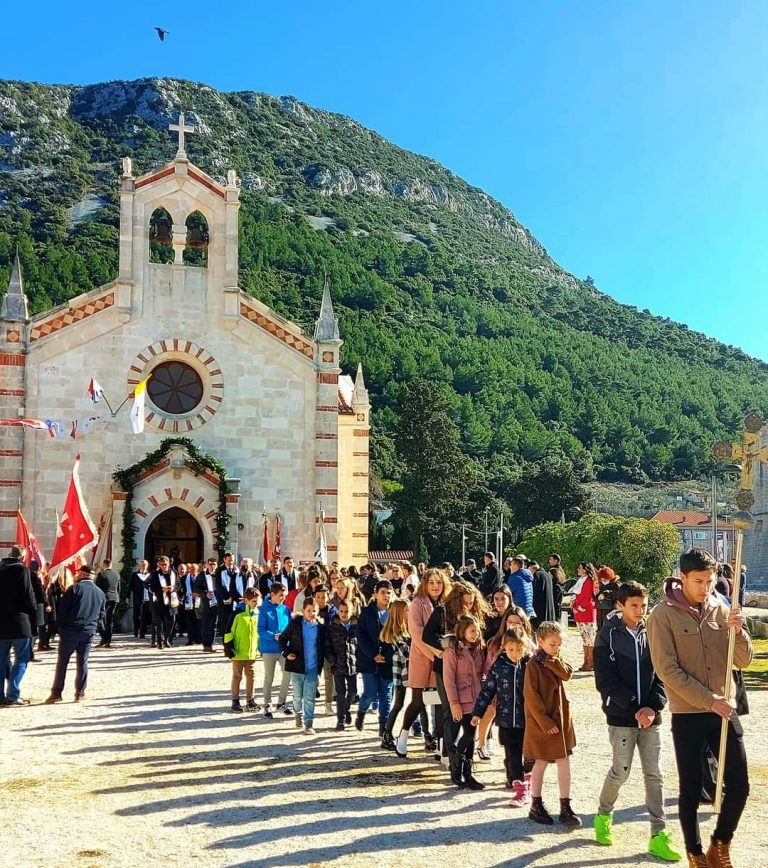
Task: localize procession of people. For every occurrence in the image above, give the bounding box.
[0,544,754,867]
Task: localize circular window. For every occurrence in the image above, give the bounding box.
[147,361,204,415]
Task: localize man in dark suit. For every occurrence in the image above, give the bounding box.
[529,559,556,629]
[215,552,238,640]
[96,558,121,647]
[260,557,283,597]
[178,565,201,645]
[193,556,219,652]
[0,545,36,706]
[280,556,299,592]
[149,556,178,650]
[130,559,151,638]
[45,565,106,703]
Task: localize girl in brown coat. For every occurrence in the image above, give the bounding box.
[523,621,581,829]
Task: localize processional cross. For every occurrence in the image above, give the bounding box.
[710,412,768,813]
[169,111,195,159]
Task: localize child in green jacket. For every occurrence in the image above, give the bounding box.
[225,587,261,713]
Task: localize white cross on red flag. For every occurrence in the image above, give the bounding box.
[49,454,98,575]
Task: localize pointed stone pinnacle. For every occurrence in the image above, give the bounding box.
[314,276,340,342]
[1,249,29,321]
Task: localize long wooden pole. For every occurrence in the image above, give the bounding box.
[713,531,744,815]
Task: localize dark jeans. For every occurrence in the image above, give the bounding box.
[455,713,476,761]
[133,598,151,637]
[671,712,750,854]
[184,610,201,644]
[100,600,118,644]
[334,673,357,724]
[359,673,393,730]
[152,604,173,647]
[0,637,32,701]
[51,631,94,697]
[499,725,525,783]
[435,672,455,757]
[201,608,217,647]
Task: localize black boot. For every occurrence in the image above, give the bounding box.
[558,798,582,828]
[528,796,554,825]
[355,710,365,731]
[462,758,485,791]
[381,731,396,751]
[450,752,466,788]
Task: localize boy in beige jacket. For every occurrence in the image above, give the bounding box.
[647,548,752,868]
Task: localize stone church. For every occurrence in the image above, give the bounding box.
[0,115,370,567]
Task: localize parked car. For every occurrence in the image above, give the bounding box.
[561,578,577,624]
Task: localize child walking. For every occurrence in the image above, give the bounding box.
[443,615,486,790]
[472,626,530,807]
[326,599,358,731]
[593,581,681,862]
[280,597,327,735]
[523,620,580,828]
[224,587,261,713]
[380,599,419,750]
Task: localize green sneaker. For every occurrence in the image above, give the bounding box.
[594,812,613,846]
[648,829,682,862]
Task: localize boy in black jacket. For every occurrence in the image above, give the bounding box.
[593,581,681,862]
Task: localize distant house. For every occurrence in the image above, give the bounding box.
[652,510,735,562]
[368,550,415,565]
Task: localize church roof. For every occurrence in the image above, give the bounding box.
[338,374,355,414]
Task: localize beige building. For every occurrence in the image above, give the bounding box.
[0,115,370,567]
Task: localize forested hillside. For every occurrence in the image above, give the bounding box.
[1,78,767,527]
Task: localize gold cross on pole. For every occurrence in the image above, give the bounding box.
[710,411,766,816]
[169,111,195,159]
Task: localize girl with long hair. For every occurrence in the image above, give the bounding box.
[394,568,450,757]
[573,562,598,671]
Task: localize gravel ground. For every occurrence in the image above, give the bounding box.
[1,629,766,868]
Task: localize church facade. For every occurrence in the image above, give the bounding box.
[0,117,370,568]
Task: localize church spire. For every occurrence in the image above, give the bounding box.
[353,362,369,406]
[313,276,340,343]
[0,249,29,321]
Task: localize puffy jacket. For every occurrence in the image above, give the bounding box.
[356,601,393,678]
[0,557,36,639]
[507,568,534,616]
[443,638,484,713]
[258,598,292,654]
[593,611,666,727]
[279,614,327,675]
[225,606,260,660]
[326,616,358,677]
[473,651,528,729]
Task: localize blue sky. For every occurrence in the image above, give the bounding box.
[3,1,768,360]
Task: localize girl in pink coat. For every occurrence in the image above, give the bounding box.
[443,615,486,790]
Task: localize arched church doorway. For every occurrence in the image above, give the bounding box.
[144,506,203,568]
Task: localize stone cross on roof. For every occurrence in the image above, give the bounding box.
[169,111,195,159]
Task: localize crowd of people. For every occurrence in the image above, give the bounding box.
[0,545,754,867]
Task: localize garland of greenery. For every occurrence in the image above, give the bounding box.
[113,437,230,596]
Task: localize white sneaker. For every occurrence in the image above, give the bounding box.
[325,702,333,716]
[303,726,316,735]
[395,730,409,758]
[477,745,492,762]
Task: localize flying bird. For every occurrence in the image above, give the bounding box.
[155,27,169,42]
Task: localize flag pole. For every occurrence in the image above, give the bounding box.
[711,411,768,815]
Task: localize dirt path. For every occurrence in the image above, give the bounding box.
[2,629,766,867]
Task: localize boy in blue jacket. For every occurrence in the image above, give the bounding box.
[593,581,681,862]
[257,583,293,718]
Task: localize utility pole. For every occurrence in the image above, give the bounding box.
[711,474,718,559]
[461,523,466,569]
[497,510,504,563]
[484,508,489,553]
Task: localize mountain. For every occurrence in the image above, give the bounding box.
[1,76,767,502]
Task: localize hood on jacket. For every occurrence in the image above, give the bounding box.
[662,576,719,615]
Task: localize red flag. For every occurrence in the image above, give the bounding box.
[15,510,48,571]
[257,514,271,567]
[273,511,281,557]
[49,454,98,575]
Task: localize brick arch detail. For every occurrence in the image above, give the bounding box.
[127,339,224,432]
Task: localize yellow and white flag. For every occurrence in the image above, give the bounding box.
[129,375,151,434]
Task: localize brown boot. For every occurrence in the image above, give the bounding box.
[578,645,589,671]
[687,854,708,867]
[705,838,733,868]
[581,646,594,672]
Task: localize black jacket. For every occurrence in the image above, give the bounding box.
[0,557,36,639]
[356,601,393,678]
[96,569,121,602]
[461,568,482,588]
[531,568,556,623]
[149,570,177,610]
[279,614,327,674]
[193,571,217,611]
[473,651,528,729]
[593,611,666,727]
[259,570,282,598]
[58,579,106,635]
[422,602,448,675]
[479,563,502,597]
[326,615,358,677]
[130,570,150,602]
